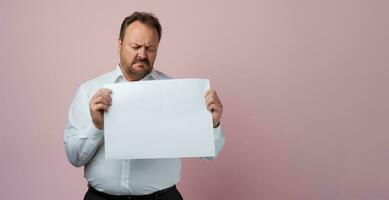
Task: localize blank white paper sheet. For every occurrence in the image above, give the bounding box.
[103,79,215,159]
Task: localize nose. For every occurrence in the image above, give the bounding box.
[137,47,146,59]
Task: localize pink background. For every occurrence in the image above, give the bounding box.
[1,0,389,199]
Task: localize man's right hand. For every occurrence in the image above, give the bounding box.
[89,88,112,130]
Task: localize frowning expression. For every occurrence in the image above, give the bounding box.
[118,21,159,81]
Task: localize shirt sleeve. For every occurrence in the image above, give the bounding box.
[64,85,104,167]
[203,125,225,160]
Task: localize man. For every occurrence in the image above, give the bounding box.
[64,12,225,200]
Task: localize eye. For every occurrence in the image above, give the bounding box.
[146,46,156,52]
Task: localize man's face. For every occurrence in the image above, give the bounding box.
[118,21,159,81]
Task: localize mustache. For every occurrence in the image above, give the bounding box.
[133,58,150,65]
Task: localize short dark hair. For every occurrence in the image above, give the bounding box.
[119,11,162,42]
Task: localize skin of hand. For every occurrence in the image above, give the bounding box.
[205,89,223,128]
[89,88,112,130]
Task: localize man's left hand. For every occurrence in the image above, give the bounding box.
[205,89,223,128]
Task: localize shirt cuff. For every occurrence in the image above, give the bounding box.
[213,125,223,140]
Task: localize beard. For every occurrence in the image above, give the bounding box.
[121,58,153,81]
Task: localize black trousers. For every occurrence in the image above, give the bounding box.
[84,185,183,200]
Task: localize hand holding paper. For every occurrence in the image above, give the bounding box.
[89,88,112,130]
[205,89,223,128]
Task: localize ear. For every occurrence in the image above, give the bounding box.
[117,39,122,54]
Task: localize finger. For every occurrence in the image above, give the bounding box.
[206,96,216,107]
[205,90,219,100]
[92,89,112,101]
[209,92,223,109]
[93,95,111,106]
[211,91,220,101]
[94,89,112,100]
[94,91,112,104]
[206,95,222,107]
[204,89,212,97]
[205,89,217,98]
[92,103,109,112]
[99,93,112,105]
[207,103,221,112]
[206,89,219,98]
[100,88,112,96]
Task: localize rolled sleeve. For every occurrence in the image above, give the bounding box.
[203,125,225,160]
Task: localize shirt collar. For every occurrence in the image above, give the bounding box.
[112,64,157,83]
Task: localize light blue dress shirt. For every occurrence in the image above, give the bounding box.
[64,65,225,195]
